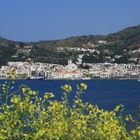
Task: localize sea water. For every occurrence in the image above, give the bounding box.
[0,79,140,116]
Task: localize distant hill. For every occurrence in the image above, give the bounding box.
[34,25,140,48]
[0,36,16,46]
[0,25,140,66]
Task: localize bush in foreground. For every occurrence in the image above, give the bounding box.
[0,81,140,140]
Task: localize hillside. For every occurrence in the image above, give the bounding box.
[0,37,16,66]
[0,25,140,66]
[34,25,140,48]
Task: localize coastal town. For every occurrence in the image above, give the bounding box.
[0,60,140,80]
[1,41,140,80]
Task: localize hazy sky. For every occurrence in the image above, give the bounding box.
[0,0,140,41]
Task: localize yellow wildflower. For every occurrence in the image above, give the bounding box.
[61,84,72,92]
[77,83,87,91]
[44,92,54,100]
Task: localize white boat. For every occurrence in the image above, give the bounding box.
[82,77,91,80]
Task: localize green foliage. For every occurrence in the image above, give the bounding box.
[29,45,79,65]
[0,45,16,66]
[115,54,130,64]
[0,82,140,139]
[82,54,99,63]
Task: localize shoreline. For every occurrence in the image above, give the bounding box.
[0,78,139,81]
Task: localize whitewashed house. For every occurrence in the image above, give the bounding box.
[65,60,78,71]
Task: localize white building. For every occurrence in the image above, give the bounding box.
[65,60,78,71]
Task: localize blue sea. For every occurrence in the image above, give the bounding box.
[0,80,140,116]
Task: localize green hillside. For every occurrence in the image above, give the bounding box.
[0,25,140,66]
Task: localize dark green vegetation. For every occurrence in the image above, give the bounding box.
[0,37,16,66]
[0,25,140,66]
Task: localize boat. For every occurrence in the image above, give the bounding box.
[82,77,91,80]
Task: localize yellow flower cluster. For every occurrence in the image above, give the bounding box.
[11,95,21,104]
[8,68,17,79]
[77,83,88,91]
[0,82,139,140]
[44,92,54,100]
[61,84,72,92]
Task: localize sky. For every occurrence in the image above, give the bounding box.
[0,0,140,41]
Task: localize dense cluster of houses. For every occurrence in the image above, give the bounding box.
[83,63,140,79]
[0,60,140,79]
